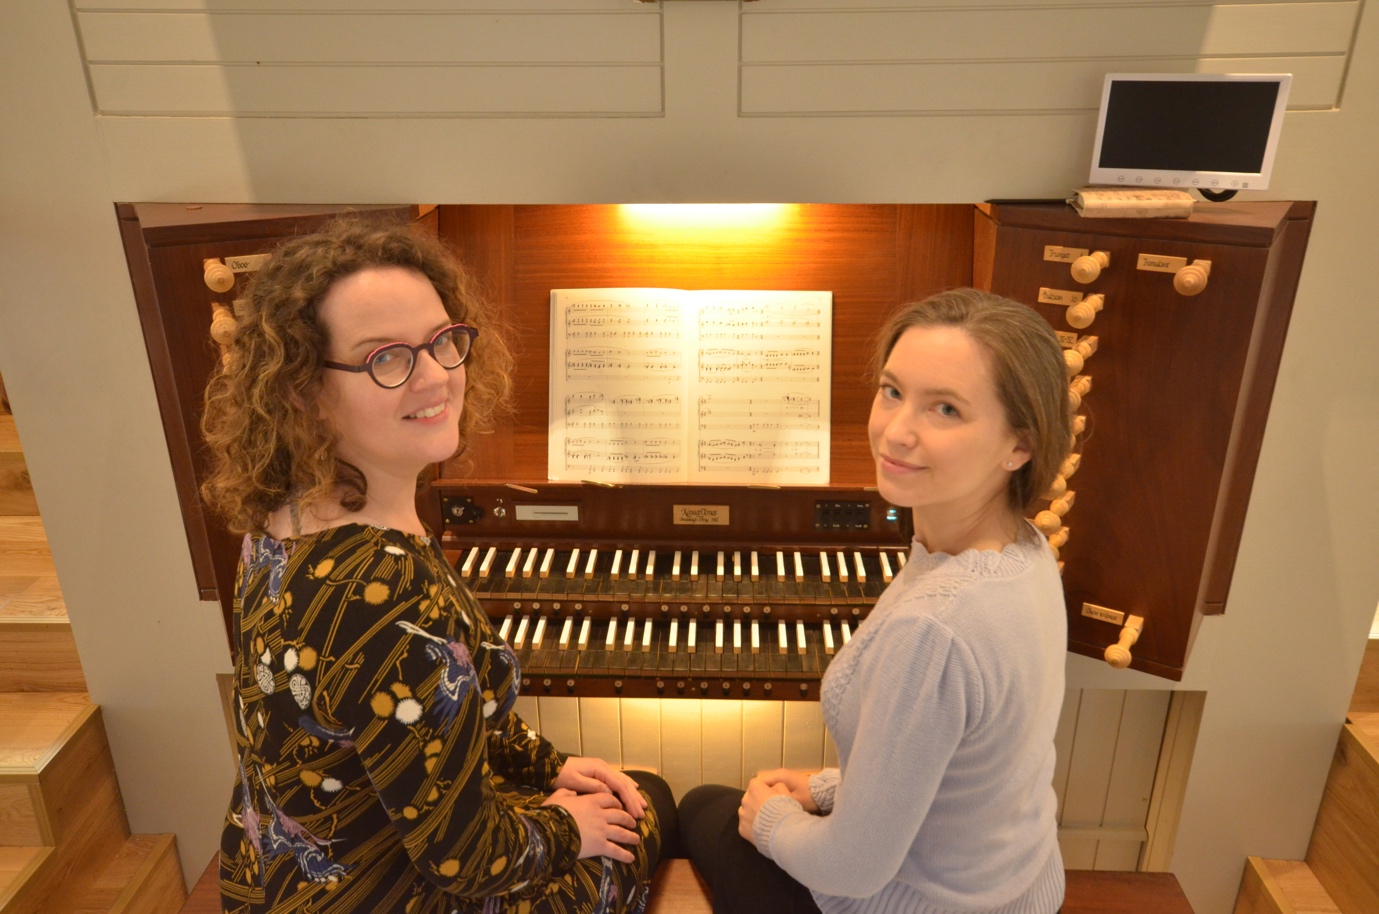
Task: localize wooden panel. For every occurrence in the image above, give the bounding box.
[0,623,85,693]
[781,700,824,771]
[1233,857,1341,914]
[700,700,743,790]
[78,0,644,12]
[740,4,1358,61]
[90,64,662,118]
[1093,691,1170,870]
[1052,689,1081,818]
[1306,723,1379,914]
[743,56,1345,116]
[536,696,582,757]
[579,698,622,767]
[644,859,712,914]
[0,416,37,516]
[1059,691,1125,869]
[1350,639,1379,713]
[1142,691,1206,872]
[73,833,186,914]
[658,699,702,800]
[741,701,784,781]
[77,11,659,63]
[1063,871,1194,914]
[0,785,44,846]
[620,698,661,774]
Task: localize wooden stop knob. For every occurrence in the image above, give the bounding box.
[1104,615,1144,669]
[204,259,235,293]
[1067,293,1104,329]
[210,305,237,348]
[1070,251,1110,284]
[1173,260,1211,296]
[1033,511,1061,534]
[1044,474,1068,500]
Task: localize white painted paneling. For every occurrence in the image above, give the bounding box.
[659,698,703,800]
[76,0,637,9]
[1059,691,1125,868]
[742,700,785,781]
[513,694,541,732]
[701,700,744,790]
[781,700,825,770]
[77,11,660,64]
[537,696,582,756]
[742,56,1344,116]
[580,697,622,767]
[620,697,661,774]
[740,4,1358,61]
[89,63,662,117]
[1094,690,1171,870]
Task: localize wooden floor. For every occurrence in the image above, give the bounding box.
[181,854,1193,913]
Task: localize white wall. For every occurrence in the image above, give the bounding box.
[2,3,1377,912]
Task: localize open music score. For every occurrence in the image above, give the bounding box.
[549,289,833,484]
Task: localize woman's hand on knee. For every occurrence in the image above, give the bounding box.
[543,788,642,863]
[738,778,792,841]
[755,768,819,813]
[552,756,647,819]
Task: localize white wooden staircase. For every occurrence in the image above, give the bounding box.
[0,384,187,914]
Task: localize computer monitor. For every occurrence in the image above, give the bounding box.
[1088,73,1291,197]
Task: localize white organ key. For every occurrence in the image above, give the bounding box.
[584,548,598,580]
[841,621,853,644]
[623,619,637,649]
[605,618,618,649]
[796,621,808,654]
[642,618,654,649]
[499,614,514,641]
[460,546,479,577]
[480,546,497,578]
[611,548,624,580]
[854,551,867,583]
[577,618,591,650]
[733,551,742,582]
[751,551,760,582]
[513,615,530,648]
[558,616,573,649]
[715,619,725,654]
[778,620,789,654]
[880,552,894,583]
[776,551,786,580]
[531,616,547,648]
[750,619,761,653]
[669,619,679,653]
[565,548,580,579]
[672,550,683,581]
[716,551,726,582]
[645,550,656,581]
[732,620,742,654]
[793,551,804,583]
[505,548,522,579]
[823,620,836,655]
[522,548,538,578]
[836,550,849,583]
[539,548,555,579]
[819,551,832,583]
[896,551,907,568]
[688,618,698,651]
[690,550,700,580]
[627,549,640,581]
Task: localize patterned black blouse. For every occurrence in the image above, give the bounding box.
[219,524,658,914]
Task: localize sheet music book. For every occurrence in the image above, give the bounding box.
[548,288,833,484]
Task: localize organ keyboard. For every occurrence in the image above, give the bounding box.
[437,482,907,700]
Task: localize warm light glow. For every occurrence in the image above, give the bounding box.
[619,203,795,232]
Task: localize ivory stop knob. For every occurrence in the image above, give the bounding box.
[1067,294,1104,329]
[1071,251,1110,284]
[1174,260,1211,296]
[1104,615,1144,669]
[204,259,235,293]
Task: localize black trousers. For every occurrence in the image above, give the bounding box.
[627,769,682,861]
[677,784,822,914]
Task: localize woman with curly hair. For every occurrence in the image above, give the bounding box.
[203,220,673,914]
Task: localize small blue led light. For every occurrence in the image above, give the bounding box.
[885,508,899,523]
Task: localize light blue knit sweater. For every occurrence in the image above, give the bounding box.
[753,522,1066,914]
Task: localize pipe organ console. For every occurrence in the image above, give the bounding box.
[120,200,1313,688]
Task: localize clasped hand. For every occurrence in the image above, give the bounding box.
[542,757,645,862]
[737,768,817,841]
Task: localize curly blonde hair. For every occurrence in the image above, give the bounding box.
[200,220,513,534]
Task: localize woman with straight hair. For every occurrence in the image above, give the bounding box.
[679,288,1073,914]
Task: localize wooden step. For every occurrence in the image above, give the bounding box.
[1235,857,1341,914]
[0,416,38,516]
[0,570,83,693]
[73,834,186,914]
[0,693,130,914]
[0,847,51,912]
[1306,714,1379,914]
[1351,639,1379,714]
[0,519,53,578]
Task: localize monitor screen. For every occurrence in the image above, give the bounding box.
[1088,73,1291,192]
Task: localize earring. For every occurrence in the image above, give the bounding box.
[1005,461,1015,469]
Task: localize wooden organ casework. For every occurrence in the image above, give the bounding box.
[120,201,1312,697]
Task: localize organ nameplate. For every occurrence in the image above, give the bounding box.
[1043,245,1089,263]
[515,504,579,522]
[674,504,730,525]
[1137,253,1188,273]
[224,253,271,273]
[1081,603,1126,625]
[1038,287,1084,306]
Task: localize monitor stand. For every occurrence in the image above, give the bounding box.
[1198,188,1238,202]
